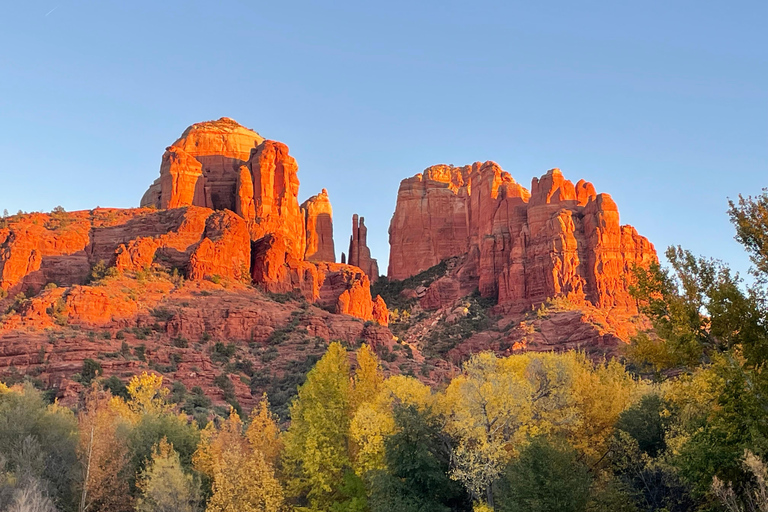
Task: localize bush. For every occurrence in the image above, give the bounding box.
[150,307,175,322]
[213,374,235,401]
[79,358,102,385]
[172,336,189,348]
[101,375,128,399]
[211,342,236,364]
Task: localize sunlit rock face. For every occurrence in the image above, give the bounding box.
[141,117,265,211]
[388,163,657,314]
[302,189,335,263]
[136,117,386,323]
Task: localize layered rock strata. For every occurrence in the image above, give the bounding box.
[388,164,656,313]
[0,207,251,293]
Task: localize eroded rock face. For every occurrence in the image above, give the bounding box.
[246,140,306,259]
[137,118,385,323]
[0,207,252,294]
[301,189,335,263]
[141,117,265,211]
[388,164,656,313]
[348,214,379,282]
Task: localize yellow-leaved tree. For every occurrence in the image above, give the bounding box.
[350,374,433,476]
[442,351,636,508]
[193,399,284,512]
[77,383,133,512]
[441,352,534,508]
[136,437,201,512]
[282,342,353,509]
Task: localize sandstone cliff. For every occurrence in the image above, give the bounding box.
[301,189,335,263]
[135,118,386,325]
[387,163,656,314]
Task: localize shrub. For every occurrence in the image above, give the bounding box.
[79,358,102,385]
[172,336,189,348]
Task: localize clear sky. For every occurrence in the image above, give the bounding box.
[1,1,766,277]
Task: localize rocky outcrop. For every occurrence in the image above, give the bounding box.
[388,164,656,314]
[348,215,379,282]
[0,207,252,294]
[141,117,265,211]
[301,189,335,263]
[136,118,386,323]
[314,263,388,325]
[245,140,306,259]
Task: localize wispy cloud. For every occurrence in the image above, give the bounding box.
[45,5,59,17]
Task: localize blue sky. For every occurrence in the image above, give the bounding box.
[0,1,766,277]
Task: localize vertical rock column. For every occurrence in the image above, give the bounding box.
[348,214,379,283]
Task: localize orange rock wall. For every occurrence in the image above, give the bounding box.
[0,207,251,294]
[136,118,387,323]
[301,189,335,263]
[388,164,656,313]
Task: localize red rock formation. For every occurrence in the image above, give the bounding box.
[188,210,251,282]
[136,118,386,323]
[246,140,306,260]
[388,164,656,314]
[0,207,251,294]
[301,189,335,263]
[158,147,208,209]
[313,263,388,325]
[348,214,379,282]
[251,233,319,300]
[141,117,265,211]
[387,164,476,280]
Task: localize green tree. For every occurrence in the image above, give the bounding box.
[615,394,667,458]
[0,383,79,511]
[368,404,470,512]
[496,437,591,512]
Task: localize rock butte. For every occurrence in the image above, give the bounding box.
[0,117,658,407]
[388,162,657,314]
[137,118,386,324]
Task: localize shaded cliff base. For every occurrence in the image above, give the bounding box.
[373,257,649,368]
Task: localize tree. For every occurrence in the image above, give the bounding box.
[121,372,172,418]
[729,190,768,280]
[282,342,353,509]
[6,478,59,512]
[0,383,79,511]
[77,385,132,512]
[615,394,668,458]
[136,438,200,512]
[442,353,532,507]
[351,344,384,409]
[126,410,200,496]
[350,374,433,477]
[496,437,591,512]
[368,404,470,512]
[630,247,768,372]
[713,451,768,512]
[193,408,284,512]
